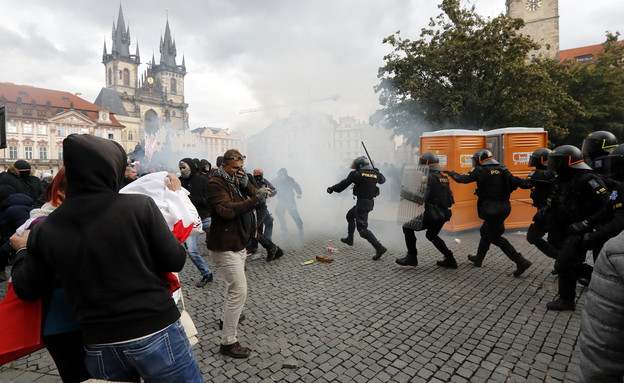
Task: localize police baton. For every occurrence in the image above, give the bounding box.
[510,198,534,206]
[361,141,375,169]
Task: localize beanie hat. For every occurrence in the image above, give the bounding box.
[14,160,31,170]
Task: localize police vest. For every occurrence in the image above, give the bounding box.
[428,171,454,208]
[353,169,380,199]
[551,170,608,225]
[475,165,511,201]
[526,169,556,209]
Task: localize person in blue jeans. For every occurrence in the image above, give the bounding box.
[9,135,203,382]
[179,158,214,287]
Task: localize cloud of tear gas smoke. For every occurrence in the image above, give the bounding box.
[240,109,412,247]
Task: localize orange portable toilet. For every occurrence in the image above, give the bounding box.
[420,130,487,231]
[485,127,548,229]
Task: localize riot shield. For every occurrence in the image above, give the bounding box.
[396,164,429,230]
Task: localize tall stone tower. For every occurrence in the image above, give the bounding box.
[98,5,188,142]
[506,0,559,59]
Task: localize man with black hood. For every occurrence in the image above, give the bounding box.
[9,134,203,382]
[0,160,44,202]
[179,157,214,287]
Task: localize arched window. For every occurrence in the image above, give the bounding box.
[108,68,112,86]
[170,78,177,93]
[144,110,159,135]
[123,69,130,86]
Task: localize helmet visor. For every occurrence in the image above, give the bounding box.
[582,138,615,157]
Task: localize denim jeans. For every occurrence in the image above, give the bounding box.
[210,249,247,345]
[184,216,212,277]
[84,319,203,383]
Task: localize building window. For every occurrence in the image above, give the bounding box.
[119,70,122,80]
[7,122,17,133]
[108,132,114,140]
[58,147,63,159]
[95,129,103,137]
[108,68,112,86]
[171,78,177,93]
[81,128,89,134]
[38,124,47,135]
[69,127,77,134]
[57,125,65,136]
[23,124,33,134]
[24,146,33,160]
[123,69,130,86]
[39,147,47,160]
[8,146,17,159]
[128,131,133,140]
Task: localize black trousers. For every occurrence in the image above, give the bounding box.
[556,234,592,302]
[346,198,381,248]
[476,216,519,261]
[42,330,91,383]
[402,214,451,258]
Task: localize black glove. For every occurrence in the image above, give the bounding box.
[582,232,596,249]
[327,187,333,194]
[568,221,588,234]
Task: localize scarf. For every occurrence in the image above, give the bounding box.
[216,167,242,197]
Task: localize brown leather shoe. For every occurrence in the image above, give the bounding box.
[220,342,251,358]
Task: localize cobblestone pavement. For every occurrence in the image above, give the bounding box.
[0,220,588,382]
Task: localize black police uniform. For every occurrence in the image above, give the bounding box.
[548,170,610,307]
[398,169,455,267]
[329,167,386,259]
[525,168,558,258]
[446,164,532,275]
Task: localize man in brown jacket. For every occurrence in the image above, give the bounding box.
[205,149,268,358]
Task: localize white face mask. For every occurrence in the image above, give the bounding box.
[179,162,191,178]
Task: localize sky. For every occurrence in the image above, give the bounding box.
[1,0,622,137]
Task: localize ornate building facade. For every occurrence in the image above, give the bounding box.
[0,82,124,176]
[506,0,559,59]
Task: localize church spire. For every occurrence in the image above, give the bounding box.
[111,4,131,58]
[159,19,177,67]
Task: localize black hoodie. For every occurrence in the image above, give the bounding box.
[178,157,211,218]
[11,134,187,344]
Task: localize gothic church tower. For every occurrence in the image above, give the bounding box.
[506,0,559,59]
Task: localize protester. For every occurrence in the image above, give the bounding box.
[272,168,304,237]
[9,134,203,382]
[121,165,139,187]
[205,149,267,358]
[0,160,44,202]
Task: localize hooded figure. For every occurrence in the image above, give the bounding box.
[0,160,44,202]
[9,134,203,381]
[272,167,304,237]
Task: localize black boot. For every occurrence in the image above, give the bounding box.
[396,252,418,266]
[546,297,575,311]
[467,254,484,267]
[340,237,353,246]
[372,244,387,261]
[509,253,532,277]
[436,252,458,269]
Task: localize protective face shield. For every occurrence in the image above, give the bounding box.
[601,144,624,180]
[547,145,592,178]
[528,148,551,168]
[581,130,618,159]
[471,149,498,167]
[419,152,442,171]
[179,161,191,179]
[351,156,371,170]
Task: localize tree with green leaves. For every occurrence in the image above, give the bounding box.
[372,0,573,146]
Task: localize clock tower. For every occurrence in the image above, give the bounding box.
[506,0,559,59]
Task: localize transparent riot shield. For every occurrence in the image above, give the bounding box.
[396,164,429,230]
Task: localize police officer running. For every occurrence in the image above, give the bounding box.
[544,145,611,311]
[327,156,387,260]
[396,153,457,268]
[444,149,532,277]
[581,130,617,170]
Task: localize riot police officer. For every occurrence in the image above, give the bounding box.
[581,130,617,170]
[327,156,387,260]
[582,144,624,255]
[545,145,611,311]
[396,153,457,268]
[525,148,558,259]
[444,149,532,277]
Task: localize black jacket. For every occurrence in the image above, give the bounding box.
[0,168,44,202]
[331,168,386,200]
[178,158,211,219]
[11,134,187,344]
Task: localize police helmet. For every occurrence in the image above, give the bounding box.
[419,152,442,171]
[351,156,372,170]
[581,130,617,159]
[528,148,551,169]
[472,149,499,167]
[602,144,624,180]
[547,145,592,174]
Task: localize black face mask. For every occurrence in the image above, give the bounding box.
[254,175,263,183]
[19,170,31,178]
